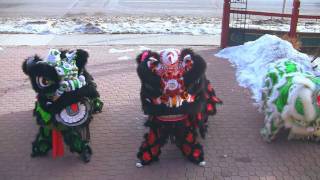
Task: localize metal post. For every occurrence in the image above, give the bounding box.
[220,0,231,48]
[282,0,287,15]
[289,0,300,38]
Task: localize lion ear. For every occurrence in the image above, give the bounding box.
[180,48,194,60]
[75,49,89,71]
[136,50,151,64]
[22,55,41,75]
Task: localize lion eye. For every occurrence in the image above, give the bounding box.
[36,76,52,88]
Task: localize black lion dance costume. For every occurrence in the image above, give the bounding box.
[23,49,103,162]
[135,48,222,167]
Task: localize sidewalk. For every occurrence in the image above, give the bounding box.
[0,34,220,46]
[0,45,319,180]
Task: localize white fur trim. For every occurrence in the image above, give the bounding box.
[293,76,315,90]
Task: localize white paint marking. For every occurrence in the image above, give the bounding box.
[139,46,151,51]
[118,56,132,60]
[109,48,134,53]
[68,0,80,9]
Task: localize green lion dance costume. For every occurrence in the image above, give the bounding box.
[23,49,103,162]
[260,59,320,142]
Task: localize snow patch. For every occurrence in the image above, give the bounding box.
[216,34,313,102]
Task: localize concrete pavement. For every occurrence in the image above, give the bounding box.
[0,34,220,46]
[1,45,320,180]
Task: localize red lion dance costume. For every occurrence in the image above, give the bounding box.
[135,48,222,167]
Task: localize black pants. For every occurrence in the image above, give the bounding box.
[137,116,204,165]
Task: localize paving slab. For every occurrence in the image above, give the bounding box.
[0,45,319,180]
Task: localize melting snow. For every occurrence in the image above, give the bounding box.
[215,34,314,102]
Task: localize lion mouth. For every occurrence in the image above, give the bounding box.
[55,99,91,127]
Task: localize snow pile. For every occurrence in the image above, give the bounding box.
[215,34,313,102]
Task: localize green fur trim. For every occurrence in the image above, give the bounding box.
[267,72,278,86]
[274,77,293,112]
[284,60,298,73]
[310,76,320,85]
[271,121,278,133]
[36,102,52,124]
[295,97,304,116]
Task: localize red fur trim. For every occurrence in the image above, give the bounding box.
[182,144,191,155]
[193,149,201,159]
[211,96,222,103]
[142,142,148,148]
[197,113,202,121]
[151,145,160,156]
[186,133,194,143]
[142,152,152,161]
[207,84,213,92]
[148,131,156,145]
[184,119,191,127]
[207,104,213,112]
[205,93,209,99]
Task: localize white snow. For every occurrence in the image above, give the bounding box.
[1,16,318,35]
[215,34,314,102]
[108,48,134,53]
[0,17,221,35]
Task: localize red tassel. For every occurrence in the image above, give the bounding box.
[142,152,152,161]
[207,104,213,112]
[211,96,222,103]
[193,149,201,158]
[52,129,64,158]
